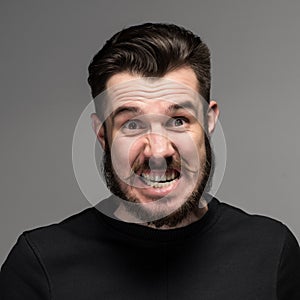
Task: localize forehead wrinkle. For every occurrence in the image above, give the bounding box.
[105,79,203,121]
[107,90,200,107]
[107,81,198,102]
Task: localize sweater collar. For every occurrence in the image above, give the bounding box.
[94,194,221,243]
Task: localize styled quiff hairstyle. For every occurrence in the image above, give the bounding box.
[88,23,211,113]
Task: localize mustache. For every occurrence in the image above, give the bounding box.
[124,156,199,181]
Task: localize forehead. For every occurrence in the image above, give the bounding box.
[94,67,206,121]
[102,67,203,118]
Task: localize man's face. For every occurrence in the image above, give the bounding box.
[93,67,218,226]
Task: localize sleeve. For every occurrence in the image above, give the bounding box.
[0,233,51,300]
[276,226,300,300]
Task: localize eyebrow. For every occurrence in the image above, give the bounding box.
[111,100,198,121]
[111,106,142,121]
[166,101,198,115]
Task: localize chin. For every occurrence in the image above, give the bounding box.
[119,183,199,223]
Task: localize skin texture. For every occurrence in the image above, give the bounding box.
[92,67,219,229]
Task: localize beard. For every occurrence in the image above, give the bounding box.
[101,132,214,228]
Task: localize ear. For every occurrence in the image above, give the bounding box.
[207,100,219,135]
[91,113,106,150]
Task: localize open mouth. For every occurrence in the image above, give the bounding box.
[140,169,180,188]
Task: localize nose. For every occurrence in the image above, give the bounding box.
[143,133,176,159]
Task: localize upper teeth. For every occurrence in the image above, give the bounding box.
[141,171,176,182]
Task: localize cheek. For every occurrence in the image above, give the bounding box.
[110,136,143,177]
[169,131,206,164]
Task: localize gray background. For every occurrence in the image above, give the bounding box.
[1,0,299,265]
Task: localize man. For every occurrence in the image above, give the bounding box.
[1,23,299,299]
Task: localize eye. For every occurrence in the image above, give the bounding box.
[121,119,146,133]
[166,117,189,128]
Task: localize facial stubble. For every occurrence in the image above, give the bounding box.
[101,126,214,228]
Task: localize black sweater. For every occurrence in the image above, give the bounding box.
[1,197,300,299]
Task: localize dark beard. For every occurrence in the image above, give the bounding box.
[101,133,214,228]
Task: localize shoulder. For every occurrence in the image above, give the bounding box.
[23,206,101,248]
[0,207,102,298]
[215,200,299,252]
[218,200,288,233]
[2,207,104,277]
[214,199,299,263]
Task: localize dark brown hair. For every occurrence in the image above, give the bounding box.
[87,23,211,109]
